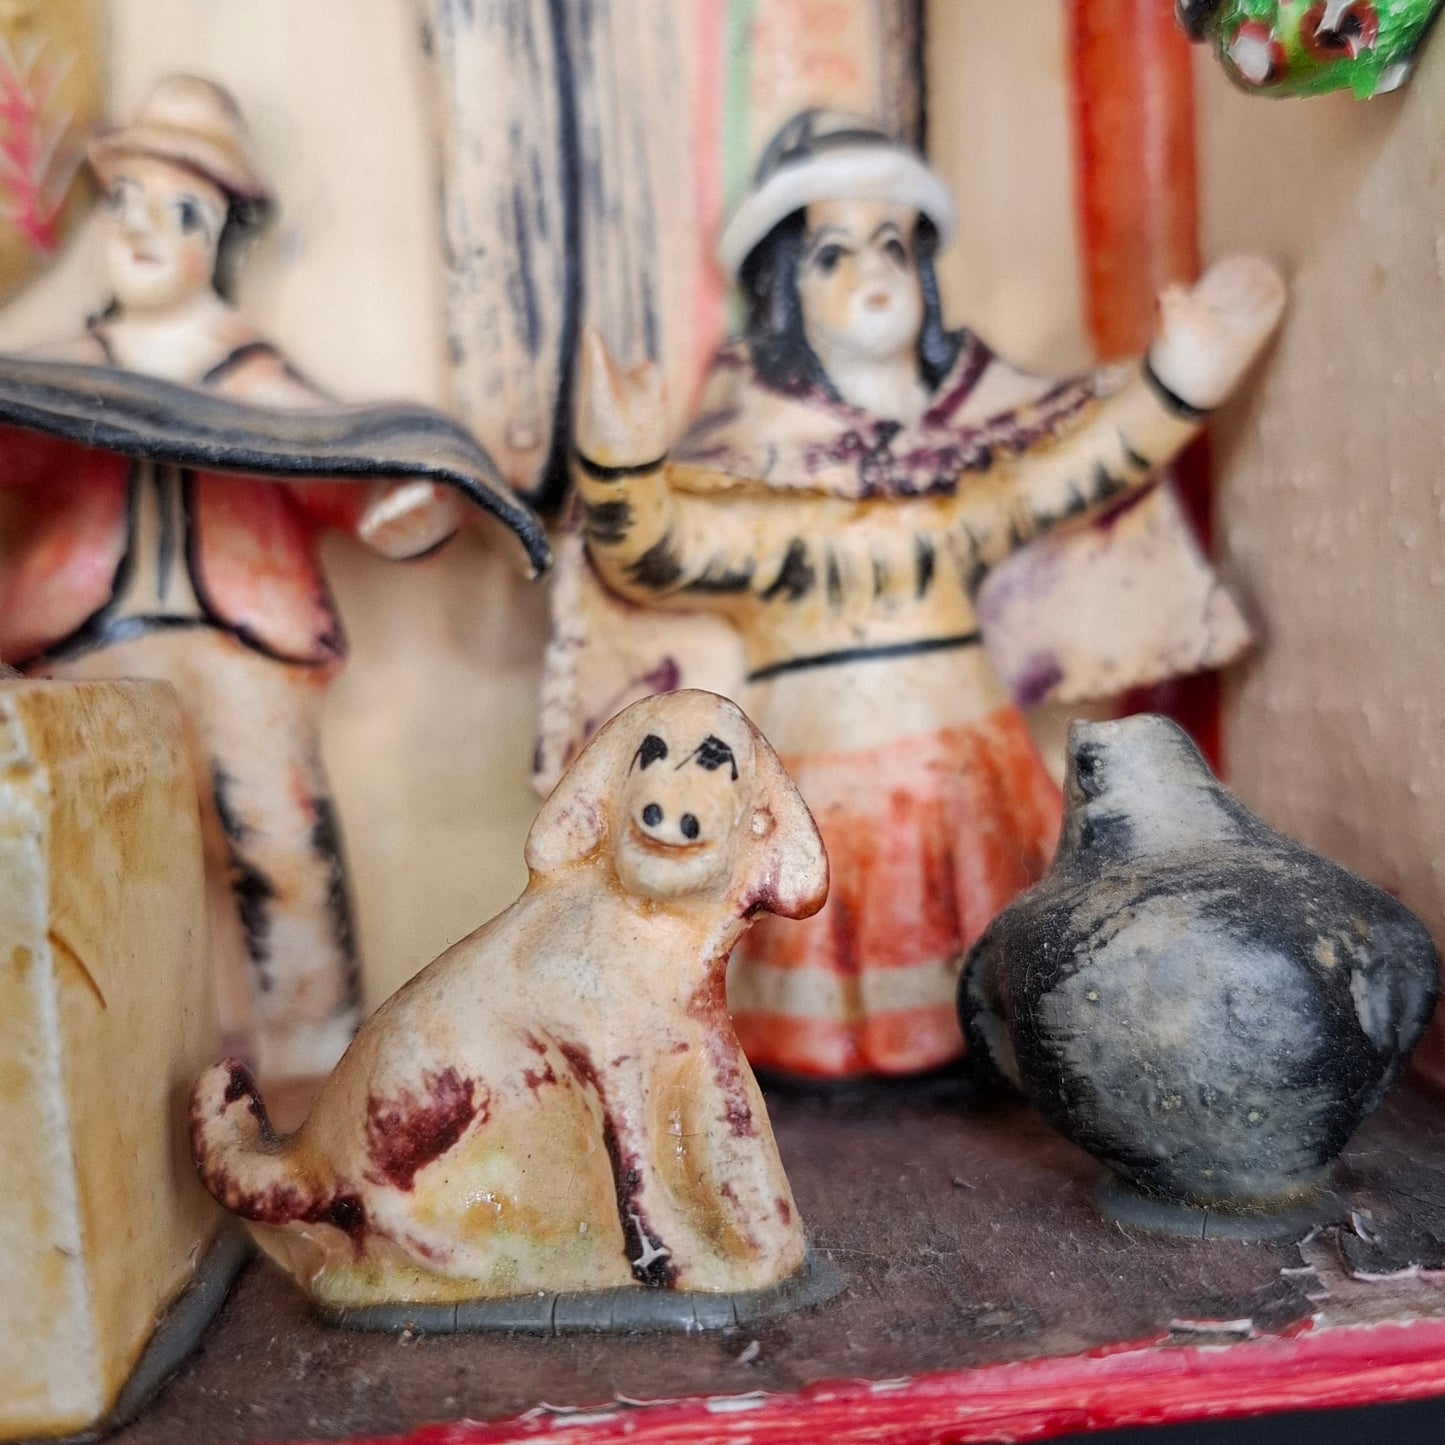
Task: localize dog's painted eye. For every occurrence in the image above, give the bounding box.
[633,735,668,771]
[689,735,738,780]
[680,814,700,840]
[642,803,663,827]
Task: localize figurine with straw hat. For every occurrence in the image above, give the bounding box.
[85,74,273,308]
[0,76,548,1084]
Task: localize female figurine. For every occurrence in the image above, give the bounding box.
[0,77,547,1081]
[561,110,1285,1080]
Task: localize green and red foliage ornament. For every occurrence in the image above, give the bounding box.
[1178,0,1444,96]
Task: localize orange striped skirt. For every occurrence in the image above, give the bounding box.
[728,706,1062,1078]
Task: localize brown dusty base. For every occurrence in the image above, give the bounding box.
[110,1079,1445,1445]
[317,1251,843,1334]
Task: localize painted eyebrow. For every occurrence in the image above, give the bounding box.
[176,189,224,215]
[802,226,850,263]
[112,177,220,223]
[678,735,738,780]
[870,221,906,243]
[631,734,669,771]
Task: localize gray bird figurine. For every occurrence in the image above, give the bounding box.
[961,713,1440,1238]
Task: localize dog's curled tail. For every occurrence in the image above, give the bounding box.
[189,1060,341,1229]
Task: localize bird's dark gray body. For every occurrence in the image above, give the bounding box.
[961,714,1439,1211]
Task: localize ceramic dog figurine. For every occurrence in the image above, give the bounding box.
[190,690,828,1313]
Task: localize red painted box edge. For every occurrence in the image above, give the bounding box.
[312,1315,1445,1445]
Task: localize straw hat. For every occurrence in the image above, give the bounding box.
[717,109,954,281]
[87,75,271,210]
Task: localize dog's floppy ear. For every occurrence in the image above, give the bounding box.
[740,730,828,920]
[525,716,627,875]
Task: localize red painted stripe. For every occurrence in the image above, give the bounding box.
[322,1316,1445,1445]
[1066,0,1200,357]
[1065,0,1222,773]
[732,1003,963,1078]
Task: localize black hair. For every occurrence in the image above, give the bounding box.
[212,196,270,302]
[737,208,960,400]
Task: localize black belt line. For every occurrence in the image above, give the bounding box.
[746,632,983,683]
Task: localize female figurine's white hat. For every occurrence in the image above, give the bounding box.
[88,75,272,210]
[717,109,955,281]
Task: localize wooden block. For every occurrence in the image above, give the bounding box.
[0,679,219,1440]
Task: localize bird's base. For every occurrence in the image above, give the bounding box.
[1095,1172,1347,1241]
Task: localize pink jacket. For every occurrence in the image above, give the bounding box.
[0,424,368,667]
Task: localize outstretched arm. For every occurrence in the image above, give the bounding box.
[224,347,463,560]
[573,329,791,608]
[954,256,1286,575]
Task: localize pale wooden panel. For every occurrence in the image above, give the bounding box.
[323,532,547,1007]
[1198,42,1445,1069]
[926,0,1099,778]
[424,0,571,494]
[926,0,1090,376]
[561,0,702,428]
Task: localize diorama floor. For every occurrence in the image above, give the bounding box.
[115,1077,1445,1445]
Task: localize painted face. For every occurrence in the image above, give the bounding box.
[104,155,227,313]
[798,198,925,370]
[613,718,753,901]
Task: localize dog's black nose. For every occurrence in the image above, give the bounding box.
[642,803,663,828]
[680,813,700,840]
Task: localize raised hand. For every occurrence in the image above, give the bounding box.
[357,479,462,560]
[1147,255,1287,412]
[574,325,670,470]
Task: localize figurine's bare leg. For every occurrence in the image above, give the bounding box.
[41,628,362,1079]
[194,675,362,1082]
[194,756,259,1061]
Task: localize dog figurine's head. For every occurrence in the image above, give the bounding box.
[526,690,828,918]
